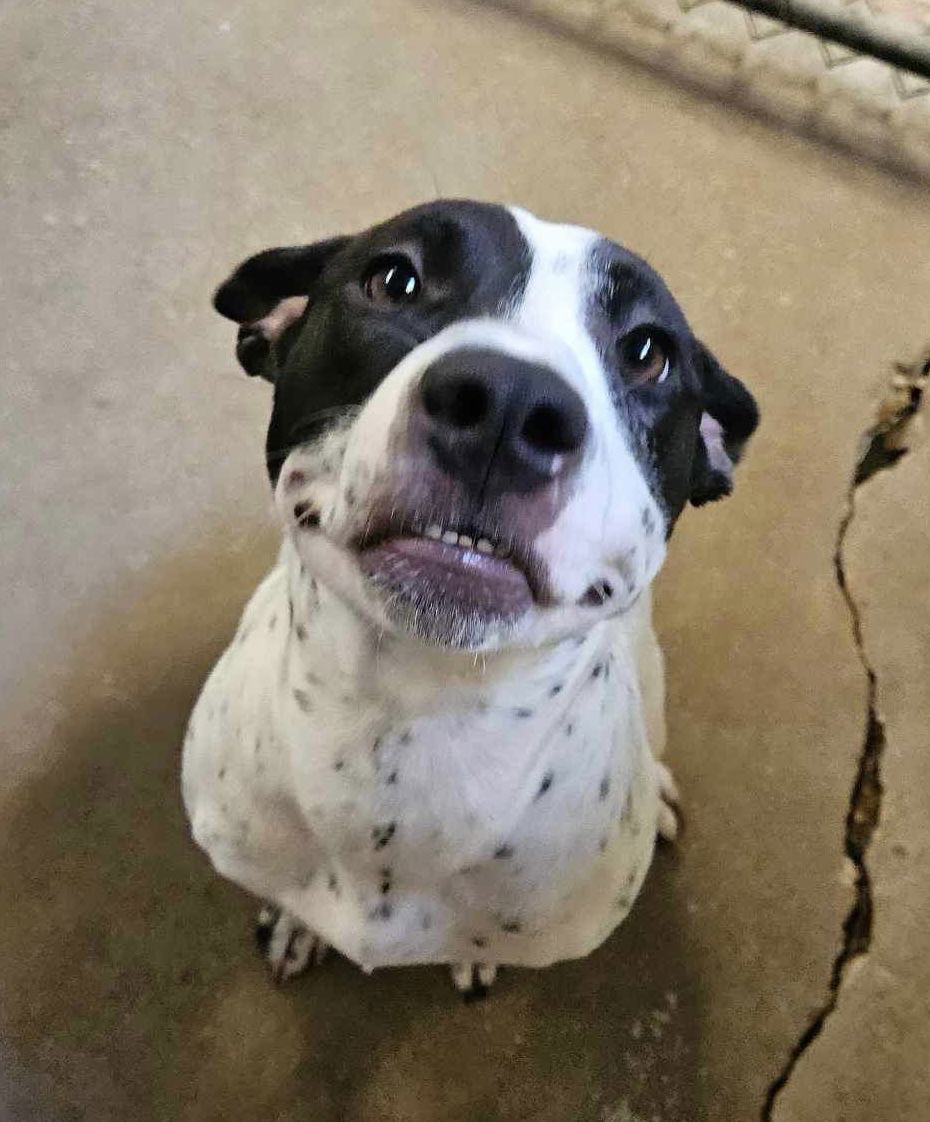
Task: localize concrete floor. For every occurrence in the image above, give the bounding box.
[2,1,929,1119]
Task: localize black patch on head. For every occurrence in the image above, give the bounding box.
[535,771,554,799]
[494,844,515,860]
[372,822,396,849]
[585,239,757,527]
[214,201,533,483]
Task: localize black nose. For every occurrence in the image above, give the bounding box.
[417,348,588,497]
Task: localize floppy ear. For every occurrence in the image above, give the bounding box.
[690,340,760,506]
[213,237,350,381]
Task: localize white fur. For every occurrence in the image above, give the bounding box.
[183,209,675,987]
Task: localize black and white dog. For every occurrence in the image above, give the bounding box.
[182,201,758,996]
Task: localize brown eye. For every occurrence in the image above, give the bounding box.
[362,255,421,305]
[619,326,672,384]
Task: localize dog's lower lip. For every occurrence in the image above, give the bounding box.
[358,536,534,616]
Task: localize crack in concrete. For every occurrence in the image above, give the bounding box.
[761,349,928,1120]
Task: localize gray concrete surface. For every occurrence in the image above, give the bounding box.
[2,1,929,1119]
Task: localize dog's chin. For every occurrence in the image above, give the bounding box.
[359,536,533,649]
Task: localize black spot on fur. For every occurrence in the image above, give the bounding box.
[599,775,611,801]
[591,662,604,679]
[599,834,609,852]
[345,487,356,506]
[535,771,554,799]
[268,614,277,631]
[494,844,514,860]
[421,914,433,930]
[218,768,226,780]
[333,758,345,772]
[295,623,308,641]
[328,873,339,893]
[472,936,488,949]
[386,770,398,785]
[500,920,522,934]
[398,730,412,745]
[380,868,393,894]
[642,506,656,534]
[370,902,393,921]
[565,722,574,737]
[616,895,631,911]
[622,789,633,820]
[372,823,396,850]
[549,683,563,697]
[513,707,533,719]
[293,688,311,712]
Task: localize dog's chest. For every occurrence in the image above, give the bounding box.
[185,566,660,969]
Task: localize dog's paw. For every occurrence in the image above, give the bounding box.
[656,762,683,843]
[450,961,498,1001]
[255,904,329,983]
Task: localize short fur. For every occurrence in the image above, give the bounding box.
[182,201,757,990]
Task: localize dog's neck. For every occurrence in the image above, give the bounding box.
[280,538,622,718]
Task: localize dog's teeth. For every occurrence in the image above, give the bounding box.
[425,524,442,540]
[458,534,473,548]
[442,530,459,545]
[476,538,494,554]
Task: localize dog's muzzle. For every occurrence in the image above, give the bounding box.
[357,347,588,642]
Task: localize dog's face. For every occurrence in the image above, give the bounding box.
[215,201,758,651]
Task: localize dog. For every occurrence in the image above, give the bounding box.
[182,200,758,996]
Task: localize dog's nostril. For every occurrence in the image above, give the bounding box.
[423,376,490,430]
[522,404,584,455]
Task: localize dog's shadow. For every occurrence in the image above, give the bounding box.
[1,531,706,1122]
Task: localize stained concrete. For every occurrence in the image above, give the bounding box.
[1,1,929,1119]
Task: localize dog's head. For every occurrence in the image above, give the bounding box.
[215,201,758,651]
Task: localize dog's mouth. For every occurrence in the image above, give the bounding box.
[354,516,545,638]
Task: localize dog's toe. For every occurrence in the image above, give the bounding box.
[450,961,498,1000]
[256,904,328,983]
[656,762,683,843]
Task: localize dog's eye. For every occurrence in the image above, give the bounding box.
[619,326,672,385]
[362,255,421,306]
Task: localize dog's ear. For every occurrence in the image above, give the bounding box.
[213,238,350,381]
[690,340,759,506]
